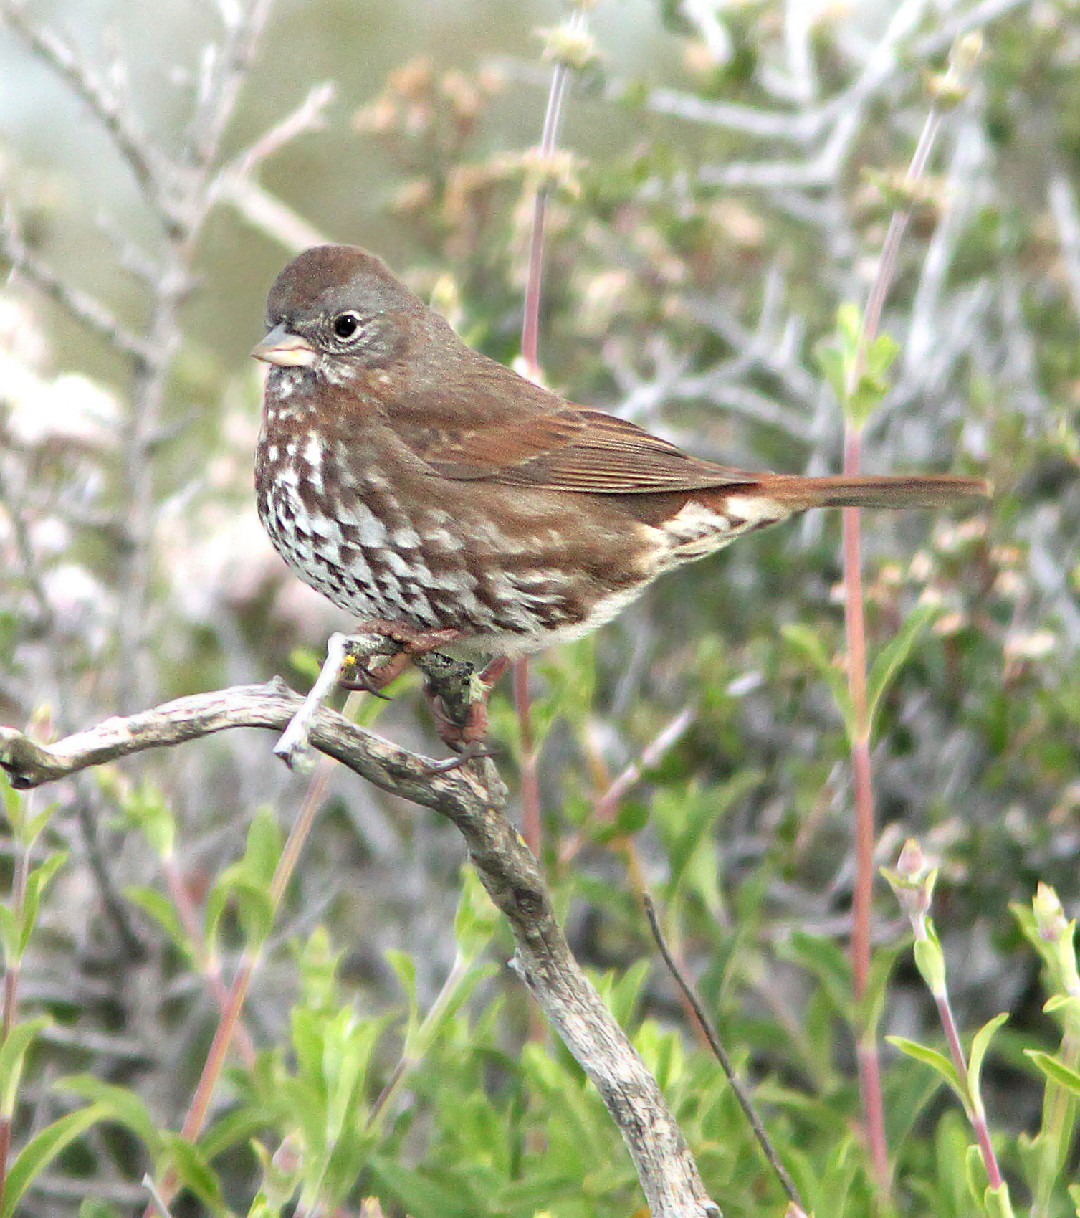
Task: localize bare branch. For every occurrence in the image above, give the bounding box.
[0,1,170,213]
[224,81,336,181]
[217,177,331,252]
[0,682,720,1217]
[1,211,155,366]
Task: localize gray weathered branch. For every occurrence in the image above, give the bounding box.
[0,682,720,1218]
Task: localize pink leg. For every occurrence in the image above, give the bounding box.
[425,654,512,751]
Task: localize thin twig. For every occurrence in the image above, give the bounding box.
[222,81,336,183]
[643,893,803,1211]
[115,0,278,712]
[593,706,695,823]
[512,8,589,858]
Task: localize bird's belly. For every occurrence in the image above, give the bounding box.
[255,444,649,649]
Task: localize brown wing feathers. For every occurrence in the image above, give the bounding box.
[390,354,988,505]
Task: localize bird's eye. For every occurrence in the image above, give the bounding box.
[332,312,361,340]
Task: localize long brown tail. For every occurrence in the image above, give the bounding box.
[760,474,991,511]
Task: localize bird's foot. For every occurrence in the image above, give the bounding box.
[423,738,498,775]
[412,650,504,770]
[337,621,464,695]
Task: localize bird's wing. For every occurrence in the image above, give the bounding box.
[398,400,755,494]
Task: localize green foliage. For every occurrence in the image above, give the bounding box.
[815,304,901,430]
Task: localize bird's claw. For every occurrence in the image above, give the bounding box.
[337,655,393,698]
[424,740,498,774]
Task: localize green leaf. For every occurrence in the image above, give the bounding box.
[1,1104,105,1218]
[886,1036,965,1104]
[124,886,192,958]
[386,949,419,1019]
[781,932,853,1019]
[160,1134,226,1213]
[23,804,57,850]
[245,807,284,887]
[322,1011,376,1139]
[369,1156,478,1218]
[229,876,276,947]
[661,772,758,915]
[866,331,900,380]
[782,624,854,736]
[295,927,344,1012]
[0,906,18,965]
[983,1180,1016,1218]
[58,1074,163,1156]
[453,867,499,959]
[0,1017,50,1118]
[79,1201,121,1218]
[814,304,899,427]
[867,603,938,730]
[1025,1049,1080,1096]
[199,1105,274,1161]
[19,852,69,956]
[122,780,176,858]
[816,344,848,404]
[913,930,947,996]
[968,1012,1009,1113]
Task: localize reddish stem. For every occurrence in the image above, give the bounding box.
[514,15,584,857]
[163,859,257,1066]
[842,439,889,1185]
[935,995,1004,1189]
[838,96,949,1190]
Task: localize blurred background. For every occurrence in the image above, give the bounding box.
[1,0,1078,1214]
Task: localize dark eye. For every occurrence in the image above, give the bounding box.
[332,312,361,340]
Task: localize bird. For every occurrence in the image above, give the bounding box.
[253,244,988,748]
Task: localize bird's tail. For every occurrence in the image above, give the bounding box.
[760,474,991,511]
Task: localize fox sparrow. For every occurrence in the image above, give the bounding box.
[253,244,987,742]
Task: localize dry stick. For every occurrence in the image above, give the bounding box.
[643,894,803,1213]
[0,683,720,1218]
[512,10,586,858]
[841,83,950,1188]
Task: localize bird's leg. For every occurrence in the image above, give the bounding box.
[413,653,513,769]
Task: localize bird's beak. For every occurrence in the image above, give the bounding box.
[252,323,317,367]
